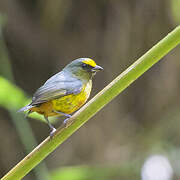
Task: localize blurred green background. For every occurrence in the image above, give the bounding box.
[0,0,180,180]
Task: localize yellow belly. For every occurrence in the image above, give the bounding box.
[31,80,92,117]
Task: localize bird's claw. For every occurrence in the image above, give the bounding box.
[63,117,73,127]
[49,127,57,138]
[63,118,70,124]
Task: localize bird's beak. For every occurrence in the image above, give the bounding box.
[92,65,103,72]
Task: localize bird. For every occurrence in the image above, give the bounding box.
[18,58,103,136]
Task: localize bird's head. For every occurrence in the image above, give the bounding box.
[63,58,103,81]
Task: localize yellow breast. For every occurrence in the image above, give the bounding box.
[51,80,92,115]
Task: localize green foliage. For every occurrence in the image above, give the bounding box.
[0,76,27,110]
[51,165,139,180]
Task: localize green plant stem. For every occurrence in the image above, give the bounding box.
[9,111,51,180]
[2,26,180,180]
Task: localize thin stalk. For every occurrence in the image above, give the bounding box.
[2,25,180,180]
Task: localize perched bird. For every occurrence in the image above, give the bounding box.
[18,58,103,136]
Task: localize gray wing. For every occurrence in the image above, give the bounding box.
[31,72,83,105]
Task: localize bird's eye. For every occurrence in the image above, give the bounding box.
[82,63,88,68]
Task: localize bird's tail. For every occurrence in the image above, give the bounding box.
[18,104,34,112]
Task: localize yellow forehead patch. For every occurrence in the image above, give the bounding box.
[82,58,96,67]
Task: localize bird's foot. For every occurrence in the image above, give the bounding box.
[53,110,72,127]
[63,117,69,124]
[63,116,72,127]
[49,127,57,138]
